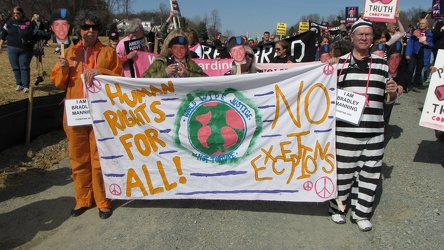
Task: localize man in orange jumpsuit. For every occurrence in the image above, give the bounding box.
[51,10,123,219]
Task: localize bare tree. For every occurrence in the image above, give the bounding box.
[298,13,321,23]
[158,3,169,24]
[207,9,221,40]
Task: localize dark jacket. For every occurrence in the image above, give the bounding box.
[1,18,35,49]
[433,20,444,50]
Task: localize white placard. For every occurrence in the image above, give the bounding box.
[336,89,366,126]
[420,50,444,131]
[363,0,399,23]
[65,98,92,126]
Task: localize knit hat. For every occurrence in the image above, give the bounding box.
[49,8,70,25]
[109,32,119,41]
[387,41,403,58]
[168,36,188,48]
[351,18,373,33]
[227,36,245,51]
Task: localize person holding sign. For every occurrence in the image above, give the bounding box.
[50,10,123,219]
[329,19,398,232]
[142,30,207,78]
[406,19,434,93]
[116,18,147,77]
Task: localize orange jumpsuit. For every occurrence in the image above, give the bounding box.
[51,40,123,209]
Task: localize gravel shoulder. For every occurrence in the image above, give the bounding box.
[0,87,443,249]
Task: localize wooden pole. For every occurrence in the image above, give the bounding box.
[25,81,35,144]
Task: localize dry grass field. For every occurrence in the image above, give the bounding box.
[0,37,111,190]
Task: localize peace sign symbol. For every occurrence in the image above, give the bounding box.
[86,79,103,93]
[314,176,335,198]
[303,181,314,191]
[323,64,334,75]
[109,184,122,196]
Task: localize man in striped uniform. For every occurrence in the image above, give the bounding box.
[329,19,398,232]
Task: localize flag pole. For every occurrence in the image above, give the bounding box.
[169,0,178,30]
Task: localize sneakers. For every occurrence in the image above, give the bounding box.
[356,219,372,231]
[411,87,421,93]
[23,87,29,93]
[331,214,346,224]
[15,85,24,91]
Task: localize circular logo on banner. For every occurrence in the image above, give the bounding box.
[175,89,262,164]
[303,181,314,191]
[323,64,334,75]
[109,184,122,196]
[87,79,103,93]
[314,176,335,198]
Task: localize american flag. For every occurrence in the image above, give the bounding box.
[171,0,182,17]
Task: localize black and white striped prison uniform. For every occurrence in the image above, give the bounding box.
[329,53,388,221]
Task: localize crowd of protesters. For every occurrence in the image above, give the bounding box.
[0,6,441,230]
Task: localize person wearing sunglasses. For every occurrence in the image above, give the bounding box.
[51,9,123,220]
[272,40,294,63]
[0,6,44,93]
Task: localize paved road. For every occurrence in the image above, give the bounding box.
[1,86,443,249]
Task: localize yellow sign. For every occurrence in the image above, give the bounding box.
[276,22,287,35]
[299,22,310,33]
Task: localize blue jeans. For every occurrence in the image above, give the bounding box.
[7,46,33,88]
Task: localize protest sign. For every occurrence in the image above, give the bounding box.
[346,6,359,24]
[87,63,337,202]
[420,50,444,131]
[124,37,148,77]
[363,0,399,23]
[276,22,287,36]
[65,99,92,126]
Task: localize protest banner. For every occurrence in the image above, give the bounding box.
[420,50,444,131]
[363,0,399,23]
[134,51,234,77]
[86,63,337,202]
[201,30,317,63]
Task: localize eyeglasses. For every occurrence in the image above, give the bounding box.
[354,33,373,39]
[80,24,99,31]
[275,48,282,51]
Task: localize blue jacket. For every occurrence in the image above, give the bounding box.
[405,29,434,65]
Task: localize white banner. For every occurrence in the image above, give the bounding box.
[420,50,444,131]
[87,63,338,202]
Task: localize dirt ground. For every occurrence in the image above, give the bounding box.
[0,37,110,191]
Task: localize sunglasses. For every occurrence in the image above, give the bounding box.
[13,12,22,14]
[275,48,282,51]
[80,24,99,31]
